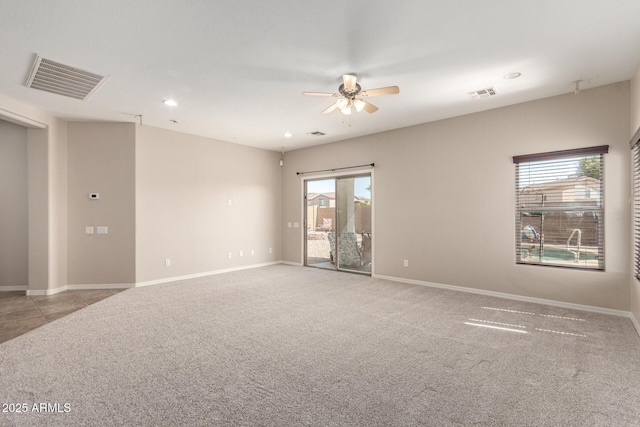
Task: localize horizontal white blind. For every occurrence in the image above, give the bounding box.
[634,142,640,279]
[514,147,607,270]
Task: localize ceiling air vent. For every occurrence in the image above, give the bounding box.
[467,86,497,100]
[308,131,325,136]
[25,55,108,100]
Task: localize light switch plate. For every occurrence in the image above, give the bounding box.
[85,226,94,235]
[97,226,108,235]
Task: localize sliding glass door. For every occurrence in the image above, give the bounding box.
[304,174,371,274]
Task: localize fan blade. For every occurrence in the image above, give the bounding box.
[359,86,399,97]
[302,91,339,97]
[343,75,357,91]
[362,99,379,113]
[322,103,339,114]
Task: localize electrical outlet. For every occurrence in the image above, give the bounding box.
[269,248,273,254]
[239,250,243,257]
[403,259,409,267]
[165,259,171,267]
[228,252,232,259]
[251,249,255,256]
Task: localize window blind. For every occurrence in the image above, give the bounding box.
[514,146,608,270]
[633,139,640,280]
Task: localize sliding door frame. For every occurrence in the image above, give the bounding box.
[301,168,375,275]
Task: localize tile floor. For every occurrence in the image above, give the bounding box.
[0,289,125,344]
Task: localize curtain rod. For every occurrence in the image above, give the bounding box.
[296,163,375,176]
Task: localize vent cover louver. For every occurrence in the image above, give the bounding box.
[25,55,108,100]
[467,87,497,100]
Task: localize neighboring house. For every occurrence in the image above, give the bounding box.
[519,176,600,207]
[307,192,336,208]
[306,192,369,208]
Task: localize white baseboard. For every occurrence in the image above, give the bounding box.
[17,263,284,295]
[27,285,68,296]
[281,261,303,267]
[135,261,283,288]
[0,285,28,292]
[26,283,134,296]
[67,283,134,290]
[373,273,632,318]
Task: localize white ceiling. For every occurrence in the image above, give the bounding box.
[1,1,640,151]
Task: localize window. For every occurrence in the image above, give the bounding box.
[513,146,608,270]
[633,131,640,280]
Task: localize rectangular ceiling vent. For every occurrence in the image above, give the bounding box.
[308,131,326,136]
[25,55,108,101]
[467,86,497,100]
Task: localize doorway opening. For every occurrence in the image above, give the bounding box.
[304,174,372,274]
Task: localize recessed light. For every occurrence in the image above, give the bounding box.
[163,99,178,106]
[503,72,522,80]
[283,132,293,138]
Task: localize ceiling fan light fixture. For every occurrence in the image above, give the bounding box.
[303,74,398,115]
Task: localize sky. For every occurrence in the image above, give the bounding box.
[306,176,371,199]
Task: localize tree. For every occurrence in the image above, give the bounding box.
[578,156,600,179]
[356,185,371,207]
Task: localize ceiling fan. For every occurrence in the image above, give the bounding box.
[302,74,399,115]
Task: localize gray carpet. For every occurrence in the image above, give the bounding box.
[1,265,639,426]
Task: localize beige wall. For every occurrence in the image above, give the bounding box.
[283,82,631,311]
[67,122,136,285]
[632,65,640,134]
[0,120,28,288]
[135,125,281,283]
[1,81,636,314]
[0,94,69,293]
[630,65,640,325]
[49,118,68,290]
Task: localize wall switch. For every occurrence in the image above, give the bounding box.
[293,222,299,228]
[85,226,94,235]
[165,259,171,267]
[89,193,100,200]
[239,250,243,257]
[269,248,273,254]
[97,226,108,235]
[251,249,255,256]
[403,259,409,267]
[228,252,232,259]
[287,222,292,228]
[228,199,232,206]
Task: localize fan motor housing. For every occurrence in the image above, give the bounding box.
[338,83,361,98]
